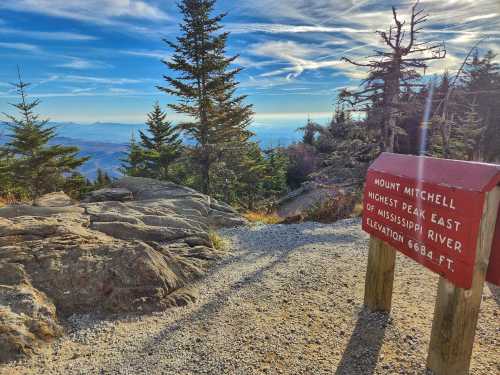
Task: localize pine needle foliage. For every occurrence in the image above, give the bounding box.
[139,103,182,180]
[2,71,88,198]
[158,0,253,194]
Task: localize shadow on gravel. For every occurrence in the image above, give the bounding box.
[139,226,361,353]
[96,224,365,370]
[488,283,500,306]
[141,246,297,351]
[335,308,389,375]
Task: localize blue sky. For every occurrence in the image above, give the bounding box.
[0,0,498,123]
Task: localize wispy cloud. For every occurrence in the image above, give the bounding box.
[0,27,97,41]
[60,75,145,85]
[121,49,170,60]
[227,23,370,35]
[250,40,343,78]
[0,0,169,24]
[56,57,110,70]
[0,41,41,52]
[232,0,500,80]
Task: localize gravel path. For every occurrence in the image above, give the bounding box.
[3,219,499,374]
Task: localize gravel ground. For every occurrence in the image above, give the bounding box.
[2,219,499,375]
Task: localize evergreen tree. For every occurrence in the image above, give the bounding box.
[120,134,147,177]
[264,148,289,198]
[95,168,112,187]
[2,72,88,197]
[453,101,485,161]
[139,103,182,180]
[298,117,319,146]
[0,151,16,197]
[159,0,253,194]
[429,50,500,161]
[64,172,94,199]
[461,50,500,161]
[235,143,269,210]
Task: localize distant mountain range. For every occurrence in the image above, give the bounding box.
[51,137,127,179]
[2,116,332,179]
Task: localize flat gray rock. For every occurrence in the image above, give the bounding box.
[82,187,134,203]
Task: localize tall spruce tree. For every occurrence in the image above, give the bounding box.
[2,72,88,197]
[139,103,182,180]
[158,0,253,194]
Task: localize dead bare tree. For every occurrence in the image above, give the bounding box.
[341,1,446,152]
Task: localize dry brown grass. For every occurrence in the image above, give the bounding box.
[208,230,228,251]
[351,202,363,217]
[244,211,283,225]
[0,191,33,206]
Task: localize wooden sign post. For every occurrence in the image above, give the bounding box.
[361,153,500,375]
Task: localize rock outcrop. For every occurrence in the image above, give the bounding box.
[0,177,246,362]
[277,181,357,223]
[33,191,74,208]
[81,187,133,203]
[277,181,337,219]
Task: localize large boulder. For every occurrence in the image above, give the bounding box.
[0,263,62,363]
[0,215,210,316]
[33,191,74,207]
[0,177,246,362]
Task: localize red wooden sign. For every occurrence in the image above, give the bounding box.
[362,153,500,289]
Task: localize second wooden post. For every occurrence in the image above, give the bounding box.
[426,187,500,375]
[364,236,396,312]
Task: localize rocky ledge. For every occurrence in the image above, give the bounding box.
[0,177,246,363]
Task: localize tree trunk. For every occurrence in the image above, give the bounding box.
[201,164,210,195]
[384,71,400,153]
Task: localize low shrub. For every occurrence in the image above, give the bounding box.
[244,211,283,224]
